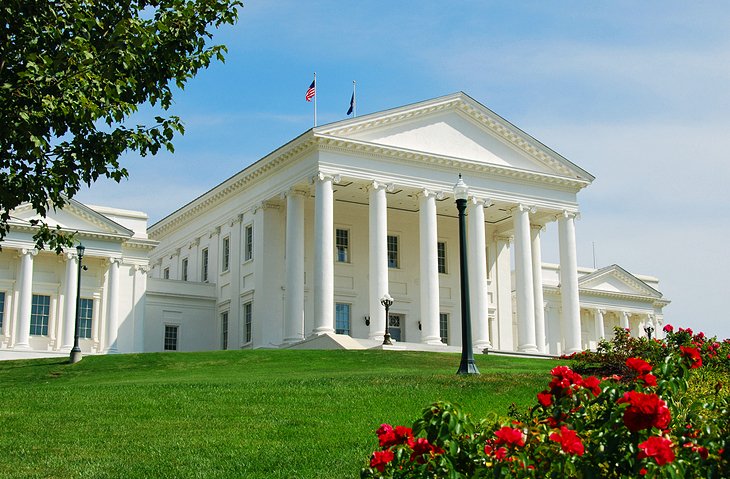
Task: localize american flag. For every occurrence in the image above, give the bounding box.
[305,80,316,102]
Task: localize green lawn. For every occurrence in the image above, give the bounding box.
[0,350,555,478]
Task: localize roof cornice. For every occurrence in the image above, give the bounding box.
[314,134,591,191]
[545,285,669,306]
[6,222,134,244]
[148,133,318,239]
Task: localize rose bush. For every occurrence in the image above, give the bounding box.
[362,327,729,478]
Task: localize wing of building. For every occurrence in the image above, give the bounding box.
[0,92,669,359]
[0,199,155,359]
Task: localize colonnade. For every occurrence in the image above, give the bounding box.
[8,248,122,353]
[280,173,583,352]
[593,308,660,341]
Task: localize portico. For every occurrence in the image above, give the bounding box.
[145,92,668,355]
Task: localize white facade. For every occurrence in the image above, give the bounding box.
[0,92,670,358]
[145,93,669,355]
[0,200,154,359]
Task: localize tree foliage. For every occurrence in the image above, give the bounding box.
[0,0,242,251]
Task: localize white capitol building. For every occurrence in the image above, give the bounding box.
[0,92,669,359]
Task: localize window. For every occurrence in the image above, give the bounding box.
[181,258,188,281]
[335,303,351,335]
[244,224,253,261]
[243,301,253,344]
[163,267,170,280]
[30,294,51,336]
[221,311,229,350]
[437,242,447,274]
[164,325,179,351]
[336,229,350,263]
[439,313,449,345]
[387,235,399,268]
[201,248,209,282]
[222,236,230,272]
[0,291,4,329]
[79,298,93,339]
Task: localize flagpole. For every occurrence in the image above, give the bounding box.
[353,80,357,117]
[313,72,317,127]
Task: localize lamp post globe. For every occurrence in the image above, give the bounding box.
[69,244,85,364]
[380,293,393,346]
[454,175,480,375]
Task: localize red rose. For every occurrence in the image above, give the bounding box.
[549,426,584,456]
[626,357,653,375]
[537,391,553,407]
[641,373,658,387]
[376,423,411,448]
[394,426,413,441]
[696,446,709,460]
[494,447,508,460]
[370,449,394,472]
[680,346,703,369]
[617,391,671,432]
[408,437,444,463]
[638,436,675,465]
[663,324,673,333]
[494,426,525,447]
[376,424,398,448]
[581,376,601,396]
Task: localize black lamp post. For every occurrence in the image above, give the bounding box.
[69,244,86,364]
[454,175,480,375]
[380,293,393,346]
[644,325,654,341]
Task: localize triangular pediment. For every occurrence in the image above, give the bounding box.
[579,265,662,299]
[315,92,593,181]
[9,199,134,238]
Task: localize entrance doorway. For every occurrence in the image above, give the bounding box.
[389,314,404,342]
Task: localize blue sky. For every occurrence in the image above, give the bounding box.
[78,1,730,339]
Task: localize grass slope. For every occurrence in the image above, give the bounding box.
[0,350,554,478]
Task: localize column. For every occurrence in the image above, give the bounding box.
[208,226,221,280]
[170,248,180,279]
[494,236,514,350]
[284,189,306,342]
[252,202,285,347]
[188,239,200,282]
[558,211,582,353]
[468,198,491,350]
[313,173,335,335]
[594,308,605,342]
[545,303,561,355]
[513,205,537,352]
[229,214,243,347]
[418,190,441,344]
[368,182,388,340]
[14,249,36,349]
[61,252,79,350]
[655,315,664,340]
[620,311,630,329]
[105,258,120,353]
[530,224,546,353]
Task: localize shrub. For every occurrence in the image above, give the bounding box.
[361,327,729,478]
